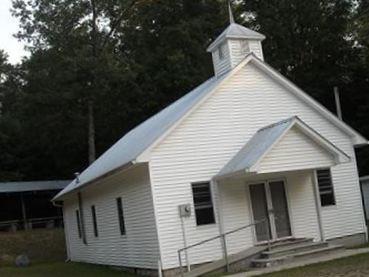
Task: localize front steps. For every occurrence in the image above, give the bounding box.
[251,238,344,268]
[180,238,344,276]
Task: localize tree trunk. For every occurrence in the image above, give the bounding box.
[88,99,96,164]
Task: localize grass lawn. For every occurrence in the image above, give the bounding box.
[0,262,138,277]
[0,229,66,266]
[259,252,369,277]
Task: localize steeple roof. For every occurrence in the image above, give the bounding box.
[207,23,266,52]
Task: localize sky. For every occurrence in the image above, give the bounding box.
[0,0,27,64]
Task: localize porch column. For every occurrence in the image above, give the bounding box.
[312,170,325,241]
[211,179,225,236]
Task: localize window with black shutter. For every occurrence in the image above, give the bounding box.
[76,210,82,238]
[317,169,336,206]
[91,205,98,237]
[192,182,215,226]
[116,197,126,235]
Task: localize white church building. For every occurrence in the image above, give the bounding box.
[54,7,368,277]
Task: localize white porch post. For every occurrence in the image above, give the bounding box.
[211,179,230,271]
[211,179,224,236]
[312,170,325,242]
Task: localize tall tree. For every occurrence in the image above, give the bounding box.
[0,50,24,180]
[12,0,142,164]
[2,0,227,180]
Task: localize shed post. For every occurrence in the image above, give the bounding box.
[20,192,28,230]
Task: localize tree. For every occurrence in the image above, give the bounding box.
[2,0,227,181]
[12,0,145,164]
[0,50,24,180]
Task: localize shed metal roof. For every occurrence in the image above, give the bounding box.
[0,180,71,193]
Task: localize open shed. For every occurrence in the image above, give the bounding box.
[0,180,70,231]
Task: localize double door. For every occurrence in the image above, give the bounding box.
[249,180,292,242]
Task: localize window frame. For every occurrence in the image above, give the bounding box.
[91,205,98,238]
[116,197,126,235]
[191,181,216,226]
[316,168,336,207]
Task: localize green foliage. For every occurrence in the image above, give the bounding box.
[0,0,369,180]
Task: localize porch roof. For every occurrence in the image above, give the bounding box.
[216,116,350,179]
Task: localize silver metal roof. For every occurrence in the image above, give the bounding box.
[0,180,71,193]
[54,73,231,200]
[207,23,266,52]
[216,117,296,178]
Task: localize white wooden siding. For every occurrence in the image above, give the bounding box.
[285,171,321,240]
[212,42,232,77]
[63,164,160,269]
[150,62,365,269]
[218,179,253,254]
[258,126,335,173]
[229,39,264,68]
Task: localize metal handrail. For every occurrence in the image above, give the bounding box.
[177,218,271,276]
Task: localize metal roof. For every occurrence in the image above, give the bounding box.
[54,52,366,200]
[207,23,265,52]
[54,73,231,200]
[216,116,351,179]
[216,117,295,178]
[0,180,71,193]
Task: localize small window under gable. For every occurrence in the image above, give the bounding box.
[316,169,336,206]
[240,40,250,55]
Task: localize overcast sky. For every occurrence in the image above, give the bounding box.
[0,0,27,64]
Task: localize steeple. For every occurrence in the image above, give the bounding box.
[207,1,266,77]
[228,0,235,24]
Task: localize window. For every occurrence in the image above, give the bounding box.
[218,43,225,60]
[192,182,215,225]
[317,169,336,206]
[240,40,250,55]
[76,210,82,238]
[116,197,126,235]
[91,205,98,237]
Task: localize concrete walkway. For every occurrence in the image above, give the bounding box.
[228,248,369,277]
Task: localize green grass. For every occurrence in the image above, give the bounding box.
[259,252,369,276]
[0,229,66,266]
[0,262,138,277]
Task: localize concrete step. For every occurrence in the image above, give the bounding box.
[261,241,329,259]
[183,245,267,277]
[252,244,344,268]
[266,238,314,251]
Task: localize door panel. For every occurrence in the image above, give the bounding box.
[249,184,271,242]
[269,181,292,238]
